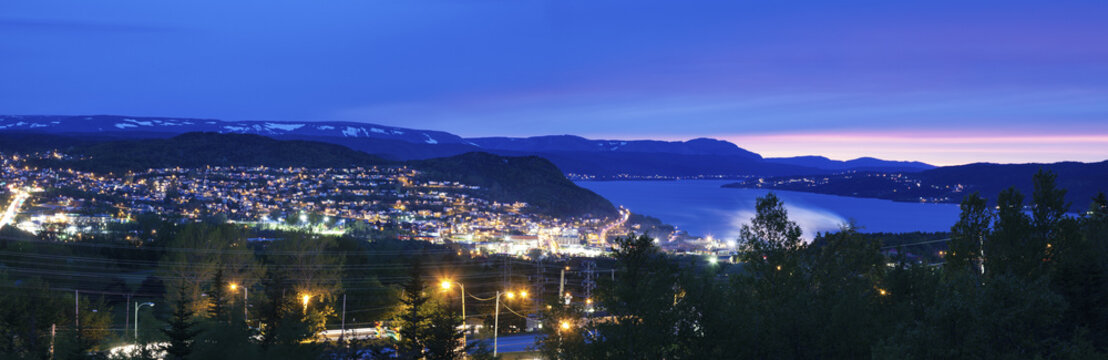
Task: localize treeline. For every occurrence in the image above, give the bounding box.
[0,218,506,359]
[538,170,1108,359]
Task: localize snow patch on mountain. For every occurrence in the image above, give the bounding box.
[424,134,438,144]
[342,126,363,137]
[123,118,154,126]
[265,123,305,132]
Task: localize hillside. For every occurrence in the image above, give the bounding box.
[725,160,1108,209]
[15,132,613,218]
[35,132,388,173]
[411,152,618,218]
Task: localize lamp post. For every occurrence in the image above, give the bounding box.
[134,302,154,340]
[440,280,466,353]
[230,283,248,323]
[493,289,526,357]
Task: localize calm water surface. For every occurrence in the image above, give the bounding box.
[576,180,962,240]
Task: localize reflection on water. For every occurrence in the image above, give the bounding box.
[576,180,962,240]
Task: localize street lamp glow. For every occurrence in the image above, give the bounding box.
[586,298,593,305]
[301,294,311,313]
[520,290,528,298]
[440,280,452,290]
[560,321,571,331]
[878,289,888,296]
[229,283,238,291]
[707,256,718,265]
[506,291,516,300]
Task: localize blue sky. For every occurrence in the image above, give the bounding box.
[2,0,1106,165]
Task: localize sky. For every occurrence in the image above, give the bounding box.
[1,1,1107,165]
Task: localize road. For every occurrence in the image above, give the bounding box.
[0,187,30,231]
[470,333,540,354]
[598,207,631,244]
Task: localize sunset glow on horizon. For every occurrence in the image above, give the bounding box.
[721,131,1108,166]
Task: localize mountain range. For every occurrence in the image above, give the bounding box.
[0,115,935,177]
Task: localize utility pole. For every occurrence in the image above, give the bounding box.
[341,294,347,339]
[74,290,79,329]
[124,295,131,339]
[559,267,565,301]
[50,324,55,360]
[583,261,596,303]
[494,291,500,357]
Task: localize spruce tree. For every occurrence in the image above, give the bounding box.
[208,269,230,323]
[163,287,199,360]
[396,262,430,359]
[424,306,468,360]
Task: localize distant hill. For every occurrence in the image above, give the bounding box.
[412,152,617,218]
[468,136,762,158]
[725,160,1108,210]
[765,156,935,172]
[1,115,934,176]
[34,132,388,173]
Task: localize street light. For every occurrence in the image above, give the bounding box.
[230,283,248,323]
[134,302,154,340]
[560,320,571,331]
[301,294,311,313]
[439,279,467,355]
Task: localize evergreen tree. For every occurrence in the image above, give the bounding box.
[208,268,230,322]
[163,287,199,360]
[395,262,431,359]
[423,305,469,360]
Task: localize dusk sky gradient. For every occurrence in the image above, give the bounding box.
[2,1,1106,165]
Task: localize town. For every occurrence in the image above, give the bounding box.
[0,150,665,258]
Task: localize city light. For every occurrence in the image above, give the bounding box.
[440,280,452,290]
[878,289,888,296]
[301,294,311,313]
[560,320,571,331]
[506,291,516,300]
[707,256,718,265]
[229,283,238,291]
